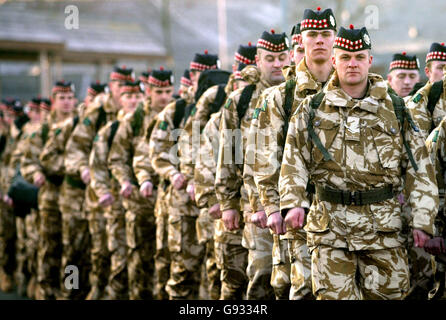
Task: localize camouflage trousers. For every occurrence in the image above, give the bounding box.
[104,198,128,300]
[311,245,410,300]
[24,209,39,298]
[88,206,110,298]
[153,185,170,300]
[270,235,290,300]
[402,203,434,299]
[0,205,16,281]
[214,240,248,300]
[196,208,220,300]
[287,238,313,300]
[165,186,204,300]
[242,221,275,300]
[122,188,156,300]
[58,182,91,300]
[15,216,29,295]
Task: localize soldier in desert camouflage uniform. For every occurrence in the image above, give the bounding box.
[216,29,290,300]
[33,81,77,299]
[279,25,438,300]
[63,67,133,300]
[149,52,221,299]
[109,69,174,299]
[89,81,143,300]
[251,9,336,300]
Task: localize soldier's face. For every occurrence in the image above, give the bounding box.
[27,107,41,123]
[425,61,446,83]
[190,70,202,93]
[387,69,420,97]
[53,92,75,115]
[291,46,305,64]
[301,30,335,64]
[150,86,174,110]
[333,49,372,86]
[120,92,140,114]
[256,49,290,85]
[84,93,95,106]
[109,80,124,98]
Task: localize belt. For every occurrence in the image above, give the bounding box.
[45,174,64,187]
[315,184,394,206]
[64,175,86,190]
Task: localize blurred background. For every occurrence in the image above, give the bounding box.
[0,0,444,101]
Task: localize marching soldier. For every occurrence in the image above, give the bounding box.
[251,8,336,299]
[386,52,420,98]
[216,29,290,300]
[108,68,174,299]
[89,80,143,300]
[149,52,219,299]
[279,25,438,299]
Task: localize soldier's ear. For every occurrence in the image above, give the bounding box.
[331,54,336,68]
[387,74,392,83]
[424,66,431,79]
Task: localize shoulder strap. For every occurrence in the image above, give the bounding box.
[72,115,79,132]
[427,80,443,115]
[173,99,187,129]
[209,84,227,115]
[282,79,297,145]
[95,105,106,132]
[389,93,419,171]
[307,92,332,161]
[130,104,145,136]
[41,122,49,145]
[237,84,256,126]
[108,120,120,149]
[182,103,196,127]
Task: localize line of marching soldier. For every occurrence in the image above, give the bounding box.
[1,5,446,300]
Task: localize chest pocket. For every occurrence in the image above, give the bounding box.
[311,117,340,163]
[369,119,402,170]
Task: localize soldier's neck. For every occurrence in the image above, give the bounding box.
[55,110,71,122]
[305,58,333,83]
[340,80,369,100]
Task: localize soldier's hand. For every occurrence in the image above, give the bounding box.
[81,168,91,185]
[140,181,154,198]
[424,237,446,255]
[251,210,268,229]
[172,173,186,190]
[413,229,431,249]
[33,172,46,187]
[186,183,195,202]
[99,193,114,207]
[284,207,306,230]
[222,209,240,231]
[209,204,222,219]
[120,181,133,199]
[3,194,13,207]
[267,211,287,235]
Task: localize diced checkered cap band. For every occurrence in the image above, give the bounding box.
[426,51,446,62]
[334,37,364,51]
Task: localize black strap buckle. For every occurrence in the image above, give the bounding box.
[341,191,362,206]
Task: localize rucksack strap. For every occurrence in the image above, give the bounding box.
[427,80,443,115]
[209,84,227,115]
[130,104,145,136]
[95,105,106,132]
[173,99,187,129]
[108,120,120,149]
[182,103,196,127]
[282,79,296,146]
[237,84,256,126]
[307,92,332,161]
[72,115,79,132]
[41,122,49,145]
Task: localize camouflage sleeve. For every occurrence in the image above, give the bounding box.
[64,104,102,176]
[215,91,243,212]
[40,118,73,175]
[133,135,153,186]
[194,113,220,209]
[404,112,439,236]
[108,113,135,186]
[253,87,286,217]
[89,122,113,198]
[406,82,433,140]
[21,127,45,182]
[149,101,180,181]
[279,98,312,212]
[426,120,446,237]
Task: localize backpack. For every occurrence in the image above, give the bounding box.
[194,69,231,103]
[236,84,256,126]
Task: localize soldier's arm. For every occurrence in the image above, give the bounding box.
[149,102,180,182]
[404,113,439,237]
[21,131,44,182]
[279,99,312,213]
[108,114,134,186]
[40,120,72,175]
[89,123,113,198]
[406,82,434,140]
[64,105,101,177]
[215,91,243,212]
[194,114,220,209]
